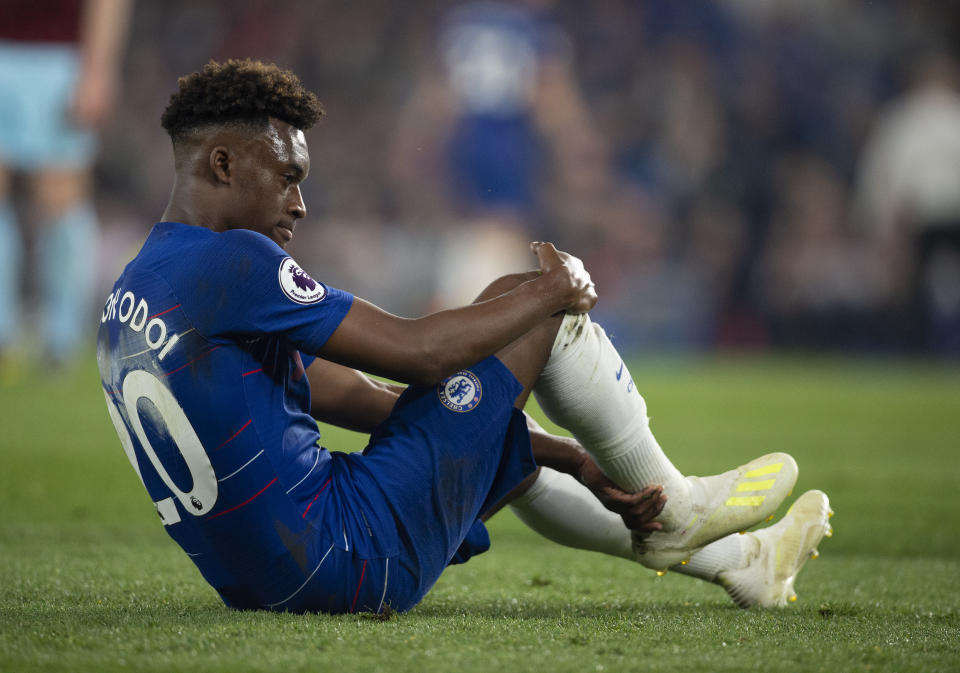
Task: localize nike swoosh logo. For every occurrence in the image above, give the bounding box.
[615,362,624,381]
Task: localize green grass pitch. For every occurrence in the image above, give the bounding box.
[2,354,959,672]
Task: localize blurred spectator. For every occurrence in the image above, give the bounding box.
[853,51,960,355]
[585,186,716,351]
[389,0,605,308]
[18,0,957,357]
[758,152,893,350]
[0,0,131,375]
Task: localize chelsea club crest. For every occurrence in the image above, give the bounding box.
[438,370,482,412]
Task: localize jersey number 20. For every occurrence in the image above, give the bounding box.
[104,369,218,526]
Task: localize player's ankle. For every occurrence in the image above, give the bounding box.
[655,479,694,531]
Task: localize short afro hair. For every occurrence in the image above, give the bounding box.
[161,59,324,141]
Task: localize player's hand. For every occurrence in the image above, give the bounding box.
[71,66,117,128]
[532,242,597,314]
[578,454,667,534]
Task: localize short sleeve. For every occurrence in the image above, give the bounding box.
[176,229,354,354]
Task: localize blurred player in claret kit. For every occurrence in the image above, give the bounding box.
[0,0,130,371]
[97,59,833,615]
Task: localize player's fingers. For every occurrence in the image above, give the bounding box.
[609,488,665,525]
[633,490,666,510]
[628,496,666,524]
[633,501,665,524]
[568,282,598,314]
[640,485,664,498]
[600,486,647,508]
[631,517,664,531]
[621,513,664,532]
[601,484,661,507]
[622,485,662,504]
[532,241,563,272]
[639,495,667,524]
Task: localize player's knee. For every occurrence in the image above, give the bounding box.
[29,170,91,218]
[495,312,563,394]
[0,163,11,202]
[473,271,542,304]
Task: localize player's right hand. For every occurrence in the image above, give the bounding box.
[531,242,597,314]
[577,454,667,534]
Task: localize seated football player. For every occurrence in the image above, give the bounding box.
[97,59,832,615]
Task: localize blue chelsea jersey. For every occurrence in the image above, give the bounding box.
[96,221,359,592]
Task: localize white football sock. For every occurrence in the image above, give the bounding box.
[533,313,691,528]
[670,533,758,582]
[509,467,633,559]
[510,468,758,585]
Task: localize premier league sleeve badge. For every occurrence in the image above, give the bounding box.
[278,257,327,304]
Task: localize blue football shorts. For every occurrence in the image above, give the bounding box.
[265,355,535,614]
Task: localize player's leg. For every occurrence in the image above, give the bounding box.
[474,273,800,570]
[345,272,565,611]
[0,40,28,362]
[352,353,539,610]
[507,466,633,558]
[508,465,833,607]
[30,168,98,364]
[0,163,22,358]
[473,270,561,401]
[531,311,798,569]
[20,44,99,365]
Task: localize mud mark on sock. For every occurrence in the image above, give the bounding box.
[555,314,587,351]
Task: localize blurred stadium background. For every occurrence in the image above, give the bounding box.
[74,0,959,359]
[3,0,960,360]
[3,5,960,669]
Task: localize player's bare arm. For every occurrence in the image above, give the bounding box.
[306,357,402,433]
[319,242,597,386]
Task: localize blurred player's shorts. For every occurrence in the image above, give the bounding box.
[434,217,533,308]
[0,41,96,170]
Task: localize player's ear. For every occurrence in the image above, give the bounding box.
[209,146,232,184]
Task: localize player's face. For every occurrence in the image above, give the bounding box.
[230,119,310,249]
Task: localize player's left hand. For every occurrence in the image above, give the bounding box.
[531,242,597,314]
[578,455,666,535]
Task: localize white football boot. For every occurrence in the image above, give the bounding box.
[718,489,833,608]
[634,452,799,570]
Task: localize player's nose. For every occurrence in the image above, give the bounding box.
[288,185,306,220]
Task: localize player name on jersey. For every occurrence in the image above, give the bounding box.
[101,287,182,361]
